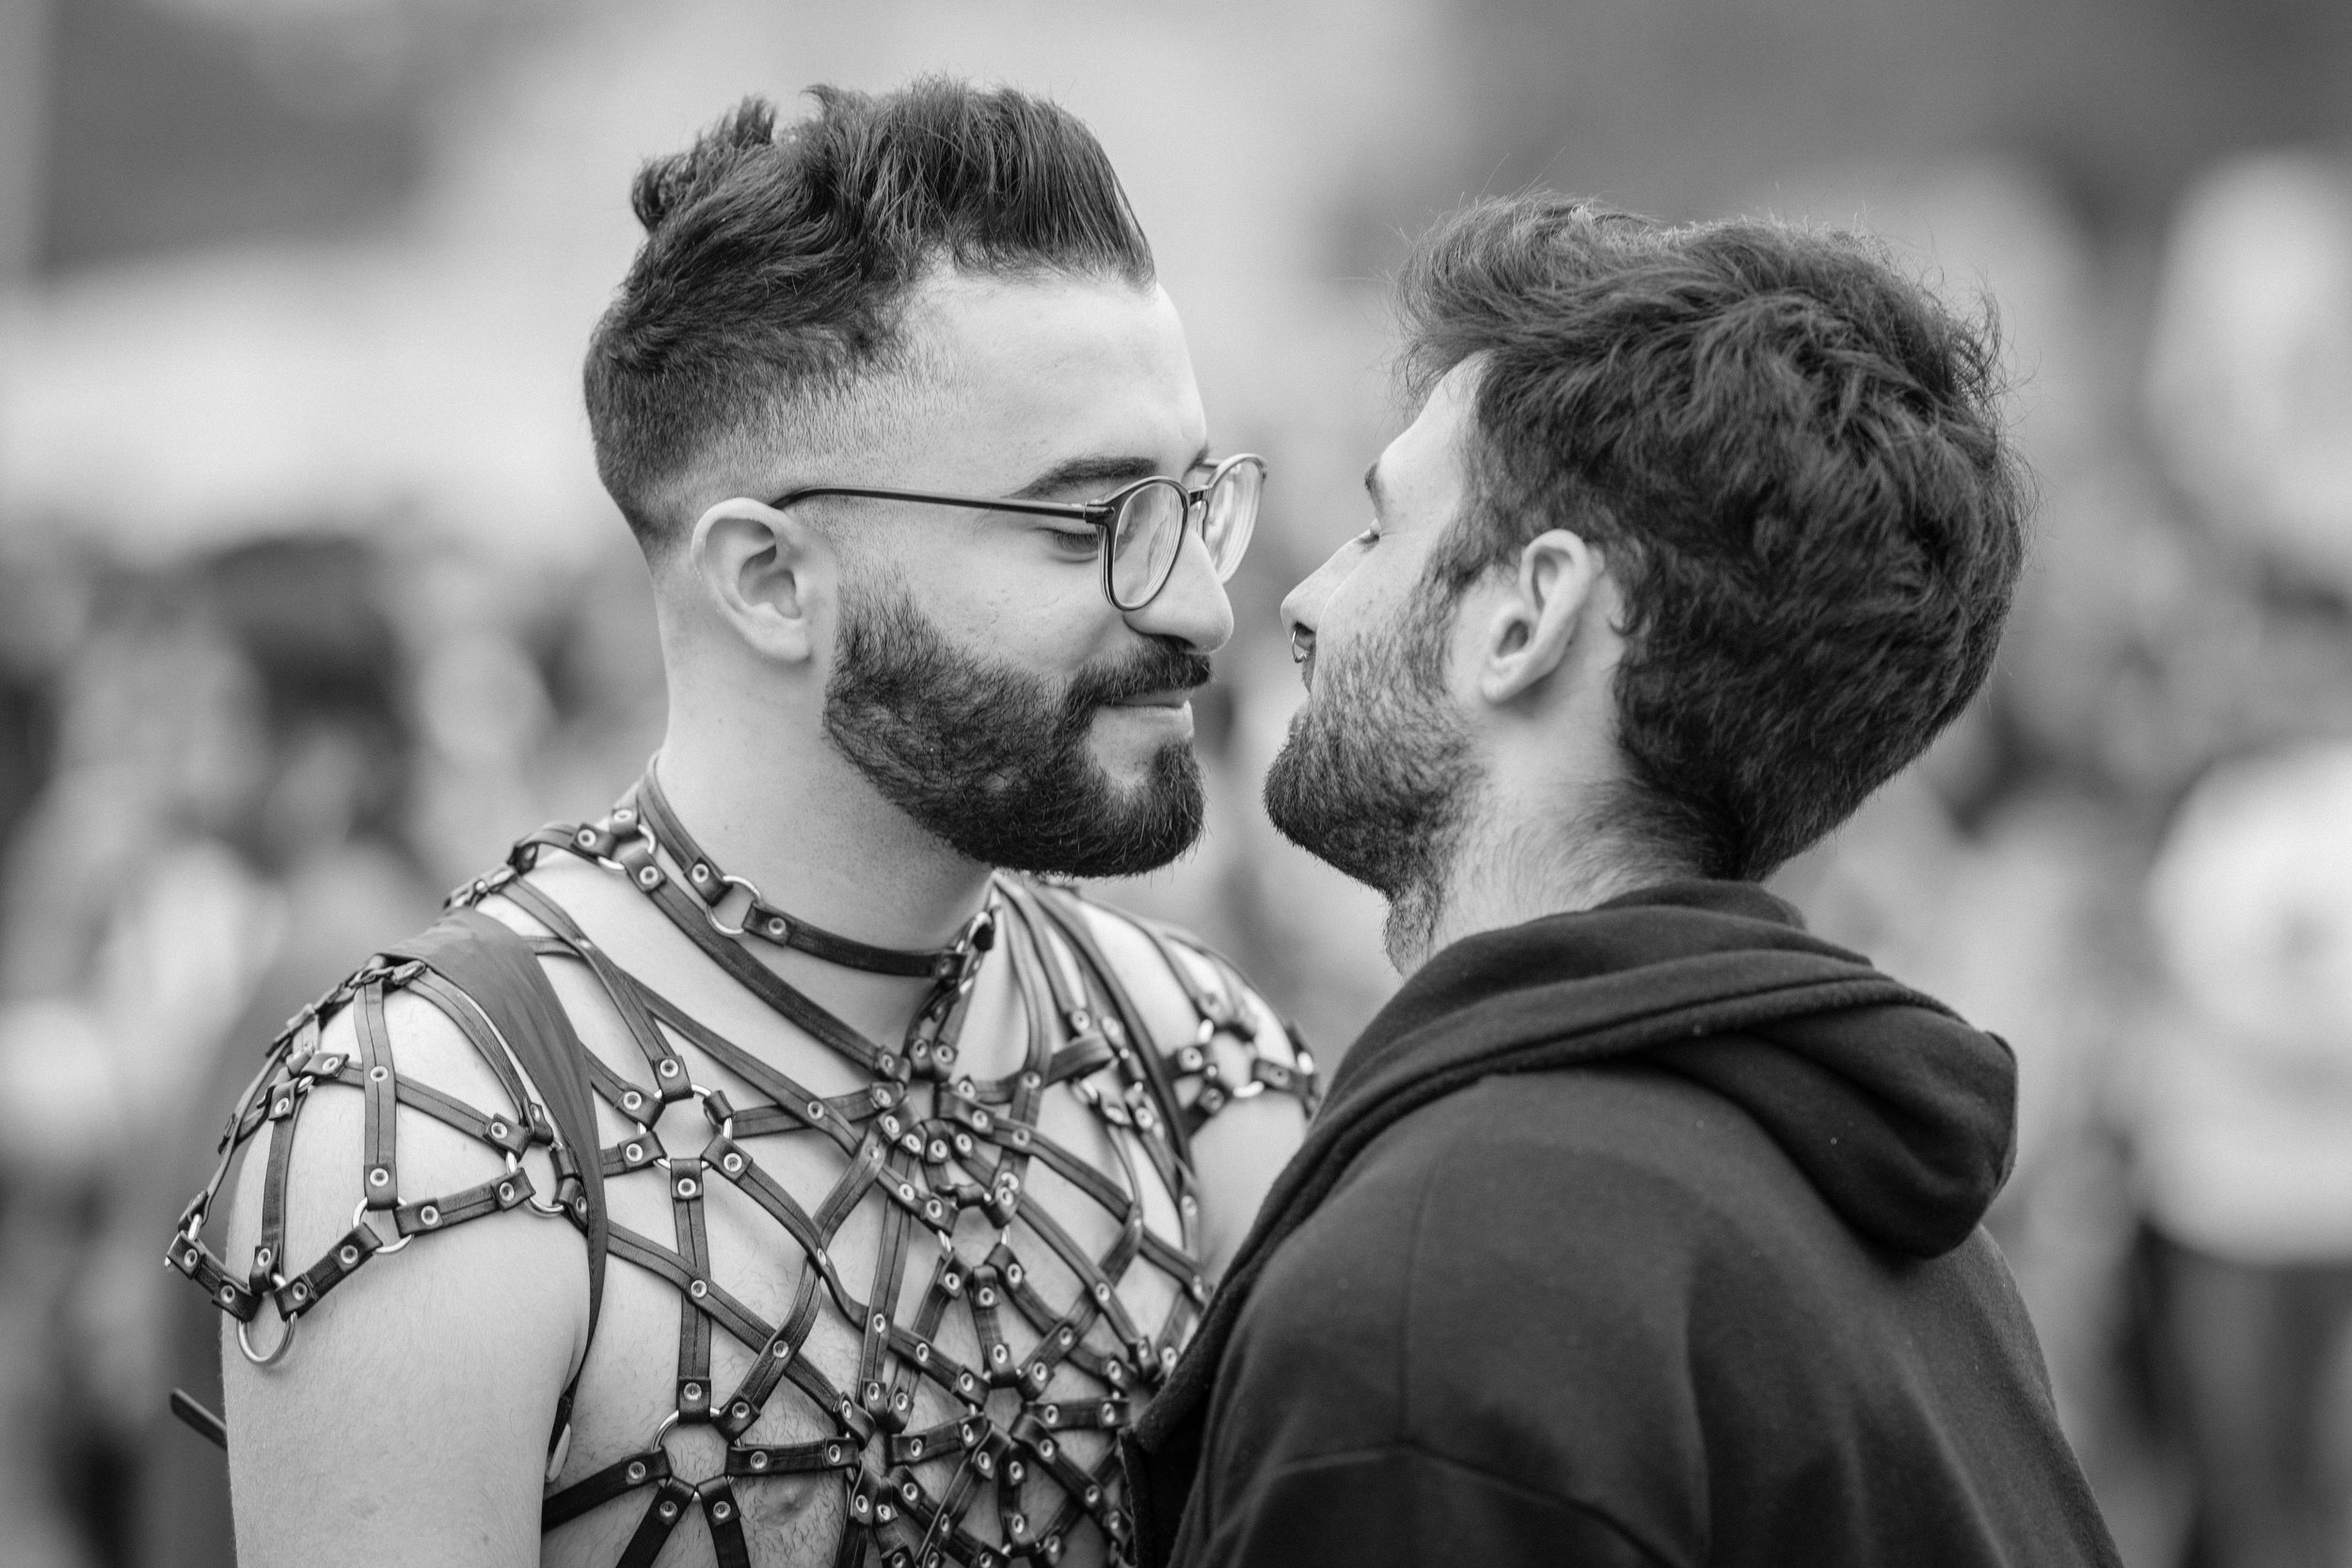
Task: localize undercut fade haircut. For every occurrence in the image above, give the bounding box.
[585,79,1155,553]
[1401,195,2025,881]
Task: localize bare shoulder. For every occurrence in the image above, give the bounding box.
[201,944,588,1568]
[1042,887,1301,1067]
[1028,885,1315,1278]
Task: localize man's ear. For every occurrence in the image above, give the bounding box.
[1472,529,1606,706]
[686,497,833,664]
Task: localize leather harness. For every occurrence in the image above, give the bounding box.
[169,772,1318,1568]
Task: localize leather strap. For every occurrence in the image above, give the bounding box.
[632,768,982,979]
[384,908,610,1460]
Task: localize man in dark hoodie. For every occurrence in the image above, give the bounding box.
[1121,198,2123,1567]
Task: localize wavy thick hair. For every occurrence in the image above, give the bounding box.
[1401,196,2026,880]
[584,80,1154,552]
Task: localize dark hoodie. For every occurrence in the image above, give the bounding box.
[1124,882,2119,1568]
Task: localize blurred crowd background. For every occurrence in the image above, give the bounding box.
[3,0,2352,1564]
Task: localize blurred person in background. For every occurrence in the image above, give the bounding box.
[172,81,1311,1568]
[0,536,436,1568]
[2133,746,2352,1568]
[1127,198,2119,1568]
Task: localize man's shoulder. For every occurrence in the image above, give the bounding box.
[1011,880,1298,1060]
[1249,1065,1852,1407]
[1317,1065,1798,1259]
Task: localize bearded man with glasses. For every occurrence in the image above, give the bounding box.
[167,80,1311,1568]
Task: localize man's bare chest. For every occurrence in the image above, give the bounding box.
[515,856,1206,1568]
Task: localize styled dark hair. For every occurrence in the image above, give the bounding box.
[585,80,1155,550]
[1401,196,2025,880]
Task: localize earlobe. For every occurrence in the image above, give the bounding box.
[1478,530,1601,705]
[689,497,826,665]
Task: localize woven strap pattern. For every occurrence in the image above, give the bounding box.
[174,794,1316,1568]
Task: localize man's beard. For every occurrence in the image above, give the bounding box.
[823,582,1212,878]
[1262,578,1477,958]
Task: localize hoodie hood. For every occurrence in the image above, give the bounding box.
[1127,879,2016,1565]
[1333,879,2017,1257]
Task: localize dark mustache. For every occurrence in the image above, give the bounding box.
[1066,641,1215,711]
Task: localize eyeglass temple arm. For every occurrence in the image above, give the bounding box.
[767,485,1112,524]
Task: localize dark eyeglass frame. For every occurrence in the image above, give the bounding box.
[770,451,1266,611]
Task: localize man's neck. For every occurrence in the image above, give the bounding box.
[650,709,995,955]
[1388,803,1670,974]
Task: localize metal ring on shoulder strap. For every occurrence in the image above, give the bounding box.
[237,1305,299,1368]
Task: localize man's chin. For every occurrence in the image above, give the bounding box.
[991,743,1207,880]
[1089,701,1198,765]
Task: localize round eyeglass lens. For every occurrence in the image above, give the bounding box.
[1109,480,1187,608]
[1202,458,1263,579]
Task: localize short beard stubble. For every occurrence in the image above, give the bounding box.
[1261,574,1479,968]
[824,582,1212,879]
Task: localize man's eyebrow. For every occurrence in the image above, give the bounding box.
[1364,460,1389,519]
[1009,443,1216,500]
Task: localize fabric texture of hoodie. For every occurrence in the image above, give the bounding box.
[1123,880,2121,1568]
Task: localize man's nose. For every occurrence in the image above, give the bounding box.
[1125,526,1234,653]
[1279,550,1344,657]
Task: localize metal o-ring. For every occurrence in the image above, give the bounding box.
[237,1311,299,1367]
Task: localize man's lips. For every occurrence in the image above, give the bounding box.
[1106,689,1195,709]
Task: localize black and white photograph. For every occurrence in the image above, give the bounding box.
[0,1,2347,1564]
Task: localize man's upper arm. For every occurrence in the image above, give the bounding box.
[216,986,587,1568]
[1068,903,1311,1277]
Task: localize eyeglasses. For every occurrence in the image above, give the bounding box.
[771,452,1265,612]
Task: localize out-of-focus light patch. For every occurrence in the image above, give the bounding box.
[0,240,617,565]
[2147,153,2352,595]
[2148,742,2352,1060]
[2137,739,2352,1262]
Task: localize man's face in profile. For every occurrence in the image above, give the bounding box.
[1263,366,1483,901]
[816,272,1235,878]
